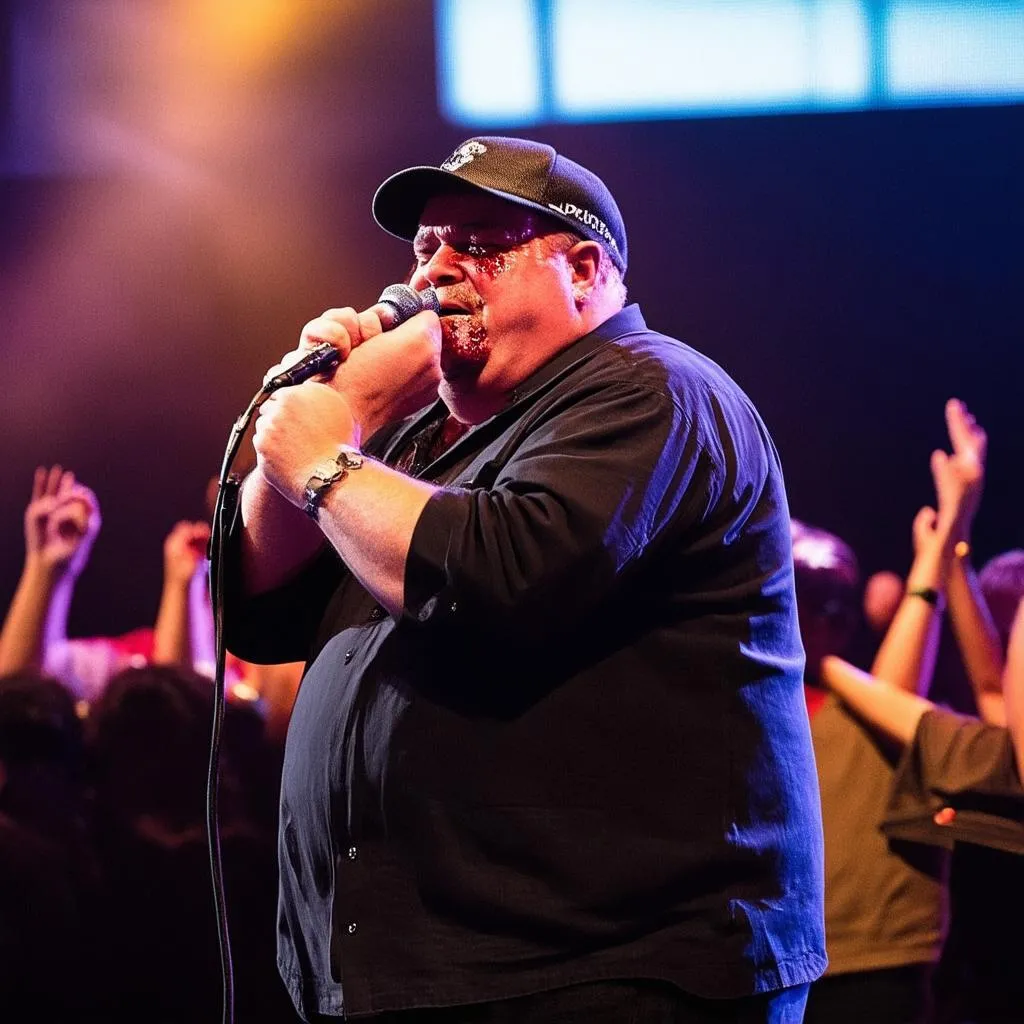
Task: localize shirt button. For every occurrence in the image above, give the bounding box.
[449,600,458,614]
[368,606,385,622]
[347,921,358,935]
[347,846,358,860]
[344,648,355,664]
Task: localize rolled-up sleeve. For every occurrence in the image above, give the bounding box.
[222,511,343,665]
[403,380,721,646]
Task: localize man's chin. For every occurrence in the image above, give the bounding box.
[440,350,487,382]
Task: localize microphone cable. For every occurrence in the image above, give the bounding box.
[205,283,437,1024]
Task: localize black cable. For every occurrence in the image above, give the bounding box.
[207,387,271,1024]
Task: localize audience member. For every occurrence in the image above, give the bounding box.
[0,466,301,733]
[0,672,103,1019]
[1,390,1019,1023]
[796,520,947,1024]
[86,664,291,1022]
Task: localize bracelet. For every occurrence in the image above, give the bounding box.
[302,445,365,520]
[907,586,941,606]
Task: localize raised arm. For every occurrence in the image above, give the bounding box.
[870,399,985,695]
[152,520,212,670]
[0,467,101,676]
[935,400,1007,724]
[948,550,1006,725]
[869,506,951,695]
[821,654,935,745]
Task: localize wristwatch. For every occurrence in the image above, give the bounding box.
[302,445,365,520]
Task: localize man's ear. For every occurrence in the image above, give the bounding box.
[566,239,602,306]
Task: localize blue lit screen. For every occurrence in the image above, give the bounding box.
[436,0,1024,124]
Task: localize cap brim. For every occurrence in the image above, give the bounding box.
[372,166,560,243]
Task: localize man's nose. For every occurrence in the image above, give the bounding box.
[411,244,465,289]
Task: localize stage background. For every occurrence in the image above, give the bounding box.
[1,0,1021,639]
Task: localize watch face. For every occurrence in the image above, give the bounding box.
[312,461,340,483]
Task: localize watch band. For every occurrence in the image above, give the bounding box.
[302,446,365,519]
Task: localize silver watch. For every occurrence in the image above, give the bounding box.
[302,446,365,519]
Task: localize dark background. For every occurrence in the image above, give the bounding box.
[1,1,1022,638]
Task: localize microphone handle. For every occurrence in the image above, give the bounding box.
[262,285,438,393]
[264,343,341,392]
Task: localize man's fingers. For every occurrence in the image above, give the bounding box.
[300,313,357,359]
[264,348,312,387]
[355,309,384,345]
[30,466,48,503]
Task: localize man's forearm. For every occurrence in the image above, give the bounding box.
[316,456,437,616]
[239,467,328,596]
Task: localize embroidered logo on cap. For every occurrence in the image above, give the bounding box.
[442,141,487,173]
[547,201,619,252]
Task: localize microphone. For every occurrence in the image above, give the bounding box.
[263,284,440,392]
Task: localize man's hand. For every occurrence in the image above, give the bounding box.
[262,305,442,440]
[162,520,212,588]
[24,466,101,579]
[253,381,360,509]
[262,306,387,390]
[329,310,443,436]
[930,398,986,541]
[255,306,442,508]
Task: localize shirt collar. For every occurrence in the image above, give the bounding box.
[384,303,648,463]
[506,303,647,406]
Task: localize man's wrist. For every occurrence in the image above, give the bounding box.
[303,445,365,520]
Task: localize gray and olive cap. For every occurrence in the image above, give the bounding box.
[372,136,628,274]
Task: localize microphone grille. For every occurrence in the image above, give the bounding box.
[378,284,439,325]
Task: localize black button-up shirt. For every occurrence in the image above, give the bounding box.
[226,305,826,1020]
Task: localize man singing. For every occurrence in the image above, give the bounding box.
[225,136,826,1022]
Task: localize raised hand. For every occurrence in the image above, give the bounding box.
[24,465,102,578]
[911,505,939,557]
[162,520,212,588]
[930,398,987,541]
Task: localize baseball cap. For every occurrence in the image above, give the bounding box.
[372,136,628,273]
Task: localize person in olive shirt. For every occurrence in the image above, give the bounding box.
[226,136,825,1023]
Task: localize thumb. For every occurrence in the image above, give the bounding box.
[913,505,938,538]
